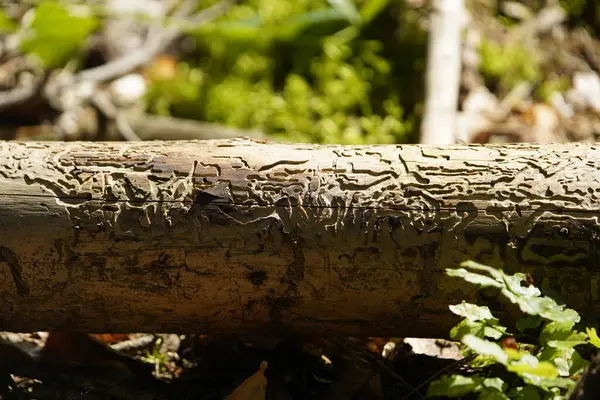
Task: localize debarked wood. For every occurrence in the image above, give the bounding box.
[0,139,597,336]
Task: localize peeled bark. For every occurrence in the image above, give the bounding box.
[0,139,598,336]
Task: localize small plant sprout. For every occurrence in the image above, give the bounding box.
[427,261,596,399]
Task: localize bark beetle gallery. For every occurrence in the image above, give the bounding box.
[0,139,596,337]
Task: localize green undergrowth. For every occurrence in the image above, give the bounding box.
[427,261,600,400]
[0,0,427,144]
[479,39,541,95]
[144,0,427,144]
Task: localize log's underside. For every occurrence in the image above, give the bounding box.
[0,139,598,336]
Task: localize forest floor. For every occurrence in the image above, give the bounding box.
[0,331,464,399]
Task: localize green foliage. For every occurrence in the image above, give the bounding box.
[145,62,205,117]
[449,303,507,340]
[587,327,600,348]
[559,0,587,18]
[479,39,541,93]
[7,0,423,144]
[20,1,98,68]
[427,261,594,399]
[536,77,570,101]
[558,0,600,34]
[141,337,170,375]
[0,8,17,34]
[144,0,425,144]
[428,375,510,399]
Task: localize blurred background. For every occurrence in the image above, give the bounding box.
[0,0,596,146]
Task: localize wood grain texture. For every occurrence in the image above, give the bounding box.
[0,139,598,336]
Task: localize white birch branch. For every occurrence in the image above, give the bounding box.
[420,0,465,144]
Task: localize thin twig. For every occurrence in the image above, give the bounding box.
[110,335,156,352]
[69,0,235,86]
[90,90,142,141]
[286,310,425,399]
[0,85,37,110]
[330,336,427,400]
[0,72,48,111]
[115,113,142,141]
[0,0,233,114]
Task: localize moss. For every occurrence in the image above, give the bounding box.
[559,0,587,17]
[143,0,423,145]
[535,77,571,101]
[479,39,541,93]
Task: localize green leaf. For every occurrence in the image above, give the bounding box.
[449,304,506,340]
[328,0,361,24]
[553,356,571,376]
[462,335,509,365]
[537,346,573,368]
[20,1,98,68]
[542,387,568,400]
[534,300,580,324]
[446,268,503,288]
[540,320,585,347]
[504,348,532,361]
[0,9,17,33]
[587,327,600,348]
[460,260,504,279]
[547,332,588,350]
[541,320,575,340]
[508,360,558,378]
[482,377,506,392]
[478,388,510,400]
[569,350,590,376]
[504,294,580,324]
[277,8,350,41]
[450,319,485,340]
[450,320,505,340]
[452,261,580,324]
[508,386,542,400]
[359,0,390,24]
[190,18,262,42]
[449,302,496,321]
[503,273,541,297]
[426,374,482,398]
[470,354,503,368]
[483,325,507,340]
[516,315,544,332]
[534,377,575,390]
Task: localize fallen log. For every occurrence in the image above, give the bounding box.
[0,139,598,336]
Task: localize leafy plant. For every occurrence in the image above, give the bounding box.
[427,261,600,399]
[20,1,99,68]
[144,58,205,118]
[141,337,170,376]
[144,0,424,144]
[0,8,17,34]
[535,77,570,102]
[479,39,541,94]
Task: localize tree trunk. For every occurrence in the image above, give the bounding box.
[0,139,598,337]
[420,0,465,145]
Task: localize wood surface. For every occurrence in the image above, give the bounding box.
[0,139,597,336]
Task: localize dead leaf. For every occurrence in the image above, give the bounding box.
[42,332,152,377]
[225,361,268,400]
[91,334,130,344]
[143,54,178,81]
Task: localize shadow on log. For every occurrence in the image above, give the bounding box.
[0,139,598,336]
